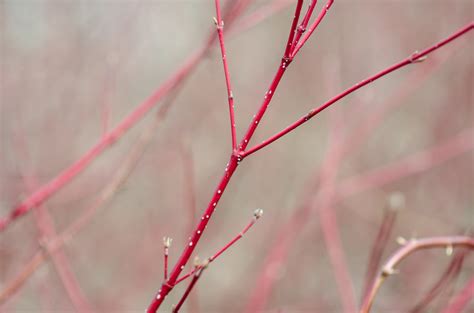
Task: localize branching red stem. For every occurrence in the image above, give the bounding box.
[290,0,334,57]
[172,265,206,313]
[215,0,237,149]
[283,0,303,58]
[361,200,399,303]
[359,236,474,313]
[241,22,474,158]
[292,0,318,47]
[175,209,262,286]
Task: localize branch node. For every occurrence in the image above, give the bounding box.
[409,50,428,63]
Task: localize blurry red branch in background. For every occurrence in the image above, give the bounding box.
[360,236,474,313]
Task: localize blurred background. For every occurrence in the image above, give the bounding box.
[1,0,473,312]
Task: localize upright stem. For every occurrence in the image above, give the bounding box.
[290,0,334,58]
[283,0,303,58]
[292,0,318,47]
[215,0,237,149]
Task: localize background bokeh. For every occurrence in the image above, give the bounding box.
[1,0,473,312]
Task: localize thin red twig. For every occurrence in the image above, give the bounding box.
[283,0,303,59]
[172,262,207,313]
[215,0,237,149]
[240,22,474,158]
[175,209,263,286]
[359,236,474,313]
[292,0,318,47]
[147,1,326,309]
[290,0,334,57]
[361,196,401,303]
[163,237,172,280]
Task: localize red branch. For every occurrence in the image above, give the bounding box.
[240,22,474,158]
[146,2,331,310]
[175,209,263,286]
[215,0,237,149]
[360,236,474,313]
[0,0,250,233]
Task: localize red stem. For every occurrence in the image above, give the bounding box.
[292,0,318,47]
[361,203,398,303]
[283,0,303,58]
[290,0,334,58]
[172,268,204,313]
[175,210,261,286]
[360,236,474,313]
[164,247,169,280]
[241,22,474,158]
[215,0,237,149]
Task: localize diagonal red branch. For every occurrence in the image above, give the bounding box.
[283,0,304,58]
[292,0,318,48]
[241,22,474,158]
[290,0,334,57]
[215,0,238,150]
[0,0,249,233]
[360,236,474,313]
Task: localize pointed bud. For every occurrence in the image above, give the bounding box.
[163,237,172,248]
[254,208,264,219]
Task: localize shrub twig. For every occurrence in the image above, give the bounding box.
[359,236,474,313]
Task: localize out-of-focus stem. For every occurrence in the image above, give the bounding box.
[360,236,474,313]
[361,196,401,303]
[215,0,238,150]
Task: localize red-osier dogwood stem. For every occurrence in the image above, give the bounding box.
[146,0,473,309]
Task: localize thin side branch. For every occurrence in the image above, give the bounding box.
[360,236,474,313]
[283,0,303,58]
[172,260,208,313]
[290,0,334,57]
[241,22,474,158]
[361,193,402,302]
[292,0,318,47]
[163,237,172,280]
[215,0,237,149]
[175,209,263,285]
